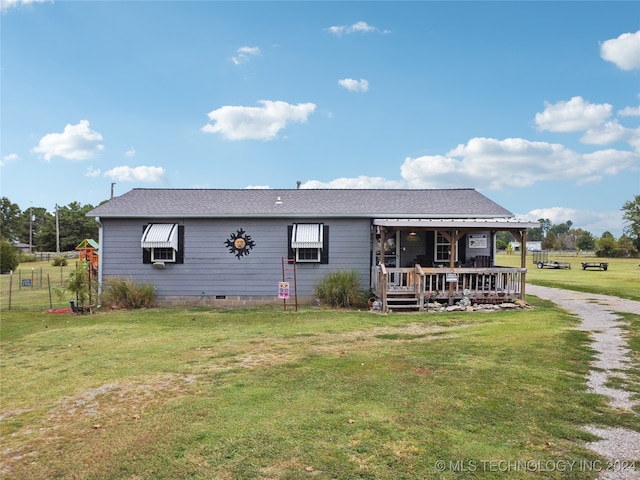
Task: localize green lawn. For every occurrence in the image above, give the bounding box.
[1,254,639,478]
[1,299,638,479]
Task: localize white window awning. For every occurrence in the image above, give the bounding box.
[141,223,178,249]
[291,223,323,248]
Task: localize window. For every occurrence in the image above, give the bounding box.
[288,224,329,264]
[142,224,184,264]
[152,247,175,262]
[296,247,321,262]
[434,232,458,263]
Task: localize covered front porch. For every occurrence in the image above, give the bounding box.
[370,218,538,312]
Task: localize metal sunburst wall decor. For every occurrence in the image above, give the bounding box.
[224,228,255,259]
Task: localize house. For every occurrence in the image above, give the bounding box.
[87,188,538,311]
[12,241,33,254]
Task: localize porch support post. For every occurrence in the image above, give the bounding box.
[379,228,388,312]
[380,228,386,267]
[440,230,465,304]
[514,230,527,300]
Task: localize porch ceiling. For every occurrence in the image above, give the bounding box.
[373,218,540,230]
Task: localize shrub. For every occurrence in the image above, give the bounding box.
[52,256,68,267]
[101,277,155,309]
[314,270,369,308]
[0,240,19,273]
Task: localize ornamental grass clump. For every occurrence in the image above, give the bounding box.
[314,270,369,308]
[101,276,155,309]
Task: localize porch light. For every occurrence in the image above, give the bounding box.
[408,231,417,236]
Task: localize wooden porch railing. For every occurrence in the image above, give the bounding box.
[372,264,527,312]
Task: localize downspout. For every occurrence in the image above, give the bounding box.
[95,216,104,307]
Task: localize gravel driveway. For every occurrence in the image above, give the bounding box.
[526,285,640,480]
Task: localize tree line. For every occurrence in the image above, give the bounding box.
[497,195,640,257]
[0,197,102,253]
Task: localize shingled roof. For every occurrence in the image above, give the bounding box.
[87,188,514,219]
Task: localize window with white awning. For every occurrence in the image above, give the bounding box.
[290,223,326,263]
[141,224,179,263]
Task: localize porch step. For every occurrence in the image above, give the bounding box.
[388,303,421,310]
[386,292,422,310]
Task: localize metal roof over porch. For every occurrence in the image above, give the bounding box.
[373,218,540,229]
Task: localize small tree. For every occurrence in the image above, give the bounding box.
[595,232,617,257]
[575,231,596,251]
[67,262,91,306]
[0,240,19,273]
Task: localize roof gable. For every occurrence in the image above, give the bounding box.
[87,188,514,219]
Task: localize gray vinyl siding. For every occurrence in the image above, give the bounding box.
[99,217,371,299]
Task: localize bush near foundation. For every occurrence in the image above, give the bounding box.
[314,270,369,308]
[101,277,155,309]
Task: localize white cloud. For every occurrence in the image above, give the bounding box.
[231,46,261,65]
[399,137,639,190]
[628,127,640,153]
[1,0,49,12]
[103,165,166,183]
[0,153,20,167]
[85,166,101,178]
[618,105,640,117]
[300,176,404,189]
[326,21,389,36]
[580,120,630,145]
[31,120,104,161]
[600,31,640,71]
[202,100,316,141]
[125,147,136,157]
[338,78,369,92]
[535,97,612,132]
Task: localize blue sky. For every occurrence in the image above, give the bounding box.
[1,0,638,236]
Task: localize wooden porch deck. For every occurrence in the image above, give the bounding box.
[371,264,527,312]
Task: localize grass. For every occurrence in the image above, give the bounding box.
[1,299,638,479]
[1,254,639,478]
